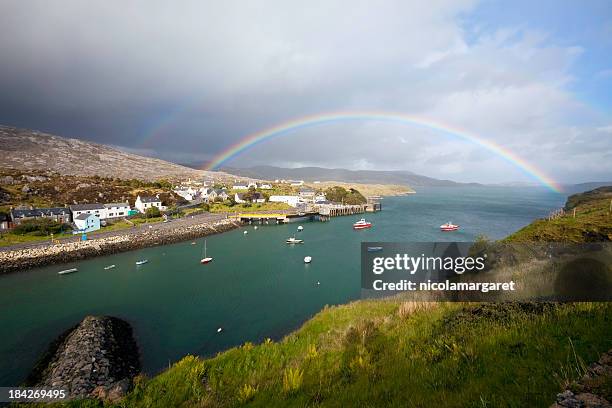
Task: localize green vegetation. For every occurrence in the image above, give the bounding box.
[0,219,72,247]
[507,186,612,242]
[209,202,291,213]
[324,186,367,205]
[114,301,610,407]
[144,206,161,218]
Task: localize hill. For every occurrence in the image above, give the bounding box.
[506,186,612,242]
[0,125,223,181]
[220,165,478,187]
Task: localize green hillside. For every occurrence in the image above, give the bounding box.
[506,186,612,243]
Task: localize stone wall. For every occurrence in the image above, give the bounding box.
[0,219,239,273]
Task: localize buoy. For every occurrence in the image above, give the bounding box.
[317,281,320,285]
[217,327,223,333]
[254,226,258,230]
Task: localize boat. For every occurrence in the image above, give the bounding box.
[304,256,312,263]
[367,246,383,252]
[440,222,459,231]
[200,240,213,264]
[353,218,372,230]
[191,242,197,245]
[103,264,116,270]
[297,225,304,231]
[286,237,304,244]
[57,268,78,275]
[135,260,148,265]
[244,231,248,235]
[217,327,223,333]
[254,226,258,230]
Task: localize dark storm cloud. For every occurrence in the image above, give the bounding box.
[0,0,610,183]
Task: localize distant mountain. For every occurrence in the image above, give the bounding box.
[0,125,224,181]
[220,165,478,187]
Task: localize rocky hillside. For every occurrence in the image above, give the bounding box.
[0,125,224,181]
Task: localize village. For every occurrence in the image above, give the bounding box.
[0,173,381,246]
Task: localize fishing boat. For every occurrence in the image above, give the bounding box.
[104,264,116,270]
[57,268,78,275]
[440,222,459,231]
[353,219,372,230]
[200,240,213,264]
[367,246,383,252]
[304,256,312,263]
[286,237,304,244]
[135,259,148,265]
[297,225,304,231]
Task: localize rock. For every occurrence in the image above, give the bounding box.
[27,316,140,401]
[0,175,14,184]
[21,184,30,193]
[76,183,91,189]
[551,349,612,408]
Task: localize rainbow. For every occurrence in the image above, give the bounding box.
[203,111,562,192]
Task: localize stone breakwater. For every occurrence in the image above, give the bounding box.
[27,315,140,402]
[0,218,239,273]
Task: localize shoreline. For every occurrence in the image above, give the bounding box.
[0,217,240,274]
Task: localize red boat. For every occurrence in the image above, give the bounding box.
[440,222,459,232]
[353,218,372,230]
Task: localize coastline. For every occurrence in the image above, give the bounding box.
[0,217,240,274]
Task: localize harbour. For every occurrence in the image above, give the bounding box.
[0,186,564,387]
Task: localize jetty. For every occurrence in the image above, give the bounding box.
[230,197,382,224]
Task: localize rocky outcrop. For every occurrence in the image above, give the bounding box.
[0,218,239,273]
[29,316,139,402]
[551,349,612,408]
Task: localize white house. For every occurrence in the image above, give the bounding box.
[74,213,100,232]
[232,184,248,190]
[259,183,272,189]
[247,181,258,188]
[290,180,304,186]
[103,202,131,219]
[70,203,105,220]
[314,194,327,203]
[135,195,163,213]
[269,195,302,207]
[298,188,316,201]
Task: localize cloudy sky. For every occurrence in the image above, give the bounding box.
[1,0,611,184]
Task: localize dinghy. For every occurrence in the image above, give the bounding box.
[58,268,78,275]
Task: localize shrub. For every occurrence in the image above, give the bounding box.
[145,206,161,218]
[12,218,69,236]
[199,203,210,211]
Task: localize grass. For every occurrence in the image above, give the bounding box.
[110,301,610,407]
[0,231,73,247]
[209,202,292,213]
[506,190,612,243]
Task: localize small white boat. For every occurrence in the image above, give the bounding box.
[297,225,304,231]
[135,260,148,265]
[286,237,304,244]
[304,256,312,263]
[200,240,213,264]
[254,226,258,230]
[191,242,197,245]
[58,268,78,275]
[353,218,372,230]
[104,264,116,270]
[217,327,223,333]
[440,222,459,232]
[244,231,248,235]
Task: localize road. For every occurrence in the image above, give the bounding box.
[0,212,228,252]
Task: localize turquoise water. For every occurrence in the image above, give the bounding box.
[0,186,564,386]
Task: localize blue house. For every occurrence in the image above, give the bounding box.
[74,213,100,233]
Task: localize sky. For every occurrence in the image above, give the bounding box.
[0,0,611,184]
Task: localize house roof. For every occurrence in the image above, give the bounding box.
[138,196,161,203]
[104,202,129,208]
[299,188,315,193]
[212,189,226,195]
[70,203,104,211]
[11,207,70,219]
[75,213,95,220]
